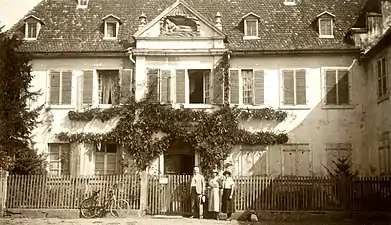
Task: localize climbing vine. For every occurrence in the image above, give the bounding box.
[57,51,289,174]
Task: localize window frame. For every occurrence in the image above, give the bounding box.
[94,143,119,175]
[48,143,70,176]
[241,69,254,105]
[104,21,119,39]
[243,18,259,40]
[279,68,309,109]
[318,17,334,38]
[239,145,268,176]
[376,55,388,102]
[77,0,88,8]
[183,68,213,109]
[97,70,120,106]
[321,67,353,109]
[47,70,74,108]
[325,143,353,173]
[24,22,40,40]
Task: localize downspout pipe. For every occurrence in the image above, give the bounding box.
[125,47,136,64]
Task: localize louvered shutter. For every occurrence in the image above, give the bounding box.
[61,71,72,105]
[160,70,171,103]
[383,58,388,95]
[325,70,337,105]
[212,70,224,104]
[254,70,264,105]
[295,69,307,105]
[49,71,61,105]
[176,69,186,104]
[147,68,159,102]
[338,70,349,105]
[82,70,93,105]
[229,69,240,104]
[283,70,294,105]
[120,69,132,104]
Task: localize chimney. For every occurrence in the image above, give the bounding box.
[138,12,147,31]
[215,11,222,30]
[382,0,391,34]
[366,12,383,42]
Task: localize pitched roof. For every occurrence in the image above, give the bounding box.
[10,0,364,53]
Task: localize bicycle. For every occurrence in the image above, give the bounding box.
[80,183,130,218]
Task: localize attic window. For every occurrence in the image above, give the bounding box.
[317,11,335,38]
[102,14,122,39]
[284,0,296,5]
[242,13,260,40]
[78,0,88,8]
[23,15,43,40]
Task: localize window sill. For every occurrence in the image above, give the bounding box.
[49,105,76,110]
[24,38,37,41]
[103,37,118,40]
[283,2,296,5]
[322,105,355,110]
[97,104,114,109]
[378,95,389,104]
[319,35,334,39]
[232,104,267,109]
[243,36,260,40]
[279,105,311,110]
[184,104,213,109]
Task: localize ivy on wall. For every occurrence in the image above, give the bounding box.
[57,51,289,174]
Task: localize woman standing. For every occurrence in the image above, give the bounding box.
[221,170,235,221]
[208,169,220,220]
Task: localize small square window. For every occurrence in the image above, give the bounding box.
[78,0,88,6]
[26,23,38,39]
[319,18,333,37]
[105,22,117,38]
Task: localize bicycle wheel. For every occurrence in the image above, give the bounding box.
[80,198,99,219]
[110,199,130,218]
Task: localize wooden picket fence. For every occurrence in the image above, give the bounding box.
[147,175,391,215]
[6,174,140,210]
[0,170,8,216]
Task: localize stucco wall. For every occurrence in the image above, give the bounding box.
[29,53,373,177]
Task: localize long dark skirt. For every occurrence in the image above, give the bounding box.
[221,188,235,213]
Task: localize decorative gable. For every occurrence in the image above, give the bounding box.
[133,0,226,39]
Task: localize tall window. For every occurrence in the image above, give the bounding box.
[98,70,119,105]
[49,70,72,105]
[242,70,253,105]
[324,69,350,105]
[48,143,70,176]
[95,143,118,175]
[188,69,211,104]
[319,18,333,37]
[105,22,117,38]
[379,132,391,175]
[26,23,38,39]
[245,20,258,37]
[282,69,307,106]
[377,56,388,99]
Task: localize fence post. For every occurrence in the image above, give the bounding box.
[0,170,8,217]
[138,169,148,217]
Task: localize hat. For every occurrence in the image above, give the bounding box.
[223,170,232,176]
[212,169,219,174]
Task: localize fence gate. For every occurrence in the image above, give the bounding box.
[147,175,191,215]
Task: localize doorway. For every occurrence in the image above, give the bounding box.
[164,140,195,175]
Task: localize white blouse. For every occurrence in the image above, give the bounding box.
[223,177,235,189]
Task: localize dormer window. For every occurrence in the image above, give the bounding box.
[77,0,88,8]
[102,14,122,39]
[316,11,335,38]
[23,15,44,40]
[241,13,260,40]
[284,0,296,5]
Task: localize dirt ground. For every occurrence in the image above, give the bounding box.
[0,217,389,225]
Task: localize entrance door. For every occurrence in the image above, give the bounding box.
[164,154,194,175]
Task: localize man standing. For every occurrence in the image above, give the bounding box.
[190,166,205,219]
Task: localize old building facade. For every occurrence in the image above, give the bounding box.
[9,0,391,177]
